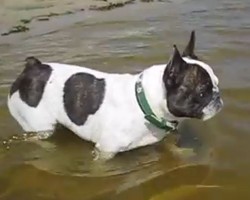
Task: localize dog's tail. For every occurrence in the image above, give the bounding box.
[25,56,42,68]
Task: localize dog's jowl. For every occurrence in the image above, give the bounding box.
[7,31,223,159]
[63,73,105,126]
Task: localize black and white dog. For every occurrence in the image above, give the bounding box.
[7,31,223,159]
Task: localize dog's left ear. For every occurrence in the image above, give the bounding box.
[182,30,198,59]
[163,45,186,88]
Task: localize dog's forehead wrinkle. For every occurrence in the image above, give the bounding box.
[183,72,196,87]
[183,65,207,87]
[182,57,219,87]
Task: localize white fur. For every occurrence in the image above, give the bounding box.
[7,59,220,158]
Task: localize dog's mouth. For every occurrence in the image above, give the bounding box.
[201,97,223,121]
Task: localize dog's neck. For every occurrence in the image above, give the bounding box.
[140,64,182,123]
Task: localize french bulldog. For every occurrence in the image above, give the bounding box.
[7,31,223,159]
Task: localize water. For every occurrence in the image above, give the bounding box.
[0,0,250,199]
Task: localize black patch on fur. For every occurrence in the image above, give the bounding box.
[163,48,213,119]
[9,57,52,107]
[63,73,105,126]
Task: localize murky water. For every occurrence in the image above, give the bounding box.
[0,0,250,199]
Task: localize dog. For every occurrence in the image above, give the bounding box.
[7,31,223,160]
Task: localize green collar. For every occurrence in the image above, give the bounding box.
[135,73,178,132]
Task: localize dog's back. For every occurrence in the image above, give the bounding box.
[7,57,143,143]
[8,57,106,132]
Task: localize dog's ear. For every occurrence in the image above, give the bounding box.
[163,45,186,87]
[182,30,198,59]
[170,45,183,70]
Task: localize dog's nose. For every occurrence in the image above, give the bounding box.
[213,92,220,99]
[220,98,224,107]
[216,97,224,111]
[214,92,222,101]
[213,92,223,110]
[216,99,223,110]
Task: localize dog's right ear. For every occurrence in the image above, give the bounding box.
[182,30,198,59]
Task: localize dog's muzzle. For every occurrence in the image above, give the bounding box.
[202,92,223,121]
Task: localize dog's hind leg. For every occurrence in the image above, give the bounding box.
[18,113,54,139]
[26,130,54,141]
[8,98,57,140]
[21,114,56,141]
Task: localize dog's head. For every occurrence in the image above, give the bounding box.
[163,31,223,121]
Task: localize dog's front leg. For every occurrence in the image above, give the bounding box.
[24,130,54,141]
[92,138,127,161]
[92,148,116,161]
[91,131,133,161]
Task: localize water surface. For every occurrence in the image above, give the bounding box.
[0,0,250,199]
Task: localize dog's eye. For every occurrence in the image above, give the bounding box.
[200,93,204,98]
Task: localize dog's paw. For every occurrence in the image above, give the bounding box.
[168,144,196,160]
[22,131,56,150]
[22,131,54,141]
[92,148,115,161]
